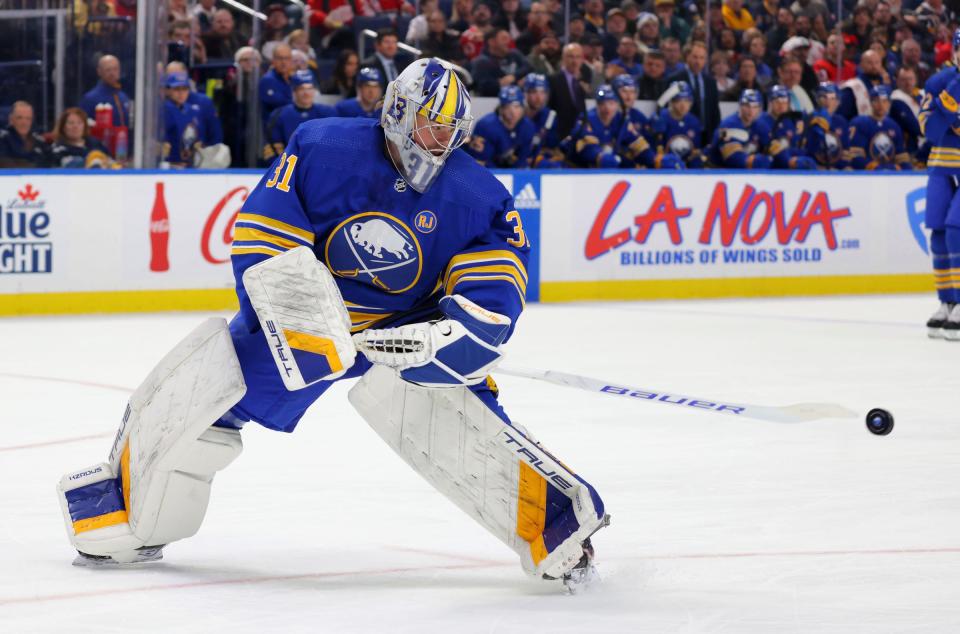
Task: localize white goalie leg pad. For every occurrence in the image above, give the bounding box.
[57,318,246,559]
[242,246,356,390]
[348,365,606,579]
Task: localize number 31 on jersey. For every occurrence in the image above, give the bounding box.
[266,153,298,192]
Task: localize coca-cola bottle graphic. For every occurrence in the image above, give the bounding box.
[149,182,170,272]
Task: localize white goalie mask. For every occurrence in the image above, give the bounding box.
[381,58,475,193]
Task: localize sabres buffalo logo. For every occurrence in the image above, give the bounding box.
[667,134,694,159]
[324,212,423,292]
[818,132,841,165]
[869,132,895,162]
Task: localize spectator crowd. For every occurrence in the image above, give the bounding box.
[1,0,957,171]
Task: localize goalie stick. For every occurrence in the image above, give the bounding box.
[496,365,858,424]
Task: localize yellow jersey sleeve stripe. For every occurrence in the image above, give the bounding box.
[448,274,527,306]
[446,250,528,281]
[236,212,315,243]
[445,265,528,296]
[234,226,305,250]
[231,245,284,257]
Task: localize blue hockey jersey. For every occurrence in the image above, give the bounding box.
[709,113,772,169]
[526,106,563,167]
[766,112,815,169]
[845,114,912,170]
[653,109,703,168]
[920,66,960,175]
[571,109,659,168]
[231,117,529,339]
[162,98,214,166]
[806,109,848,168]
[187,91,224,146]
[264,103,337,160]
[464,111,536,168]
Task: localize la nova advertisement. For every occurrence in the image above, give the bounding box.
[538,173,933,301]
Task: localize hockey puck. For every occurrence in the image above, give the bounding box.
[865,408,894,436]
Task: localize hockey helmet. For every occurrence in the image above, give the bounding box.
[290,69,316,88]
[739,88,762,106]
[381,58,474,193]
[358,67,383,86]
[595,84,619,102]
[611,74,637,93]
[498,85,525,107]
[816,81,839,98]
[768,84,790,102]
[524,73,549,93]
[869,84,891,100]
[669,80,693,102]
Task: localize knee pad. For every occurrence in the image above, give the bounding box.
[57,318,246,559]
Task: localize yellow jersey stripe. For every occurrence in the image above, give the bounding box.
[236,213,315,243]
[448,274,527,306]
[445,265,527,296]
[446,250,528,281]
[234,226,304,251]
[231,246,284,257]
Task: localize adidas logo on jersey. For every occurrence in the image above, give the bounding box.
[514,183,540,209]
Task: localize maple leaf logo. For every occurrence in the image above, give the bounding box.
[18,184,40,202]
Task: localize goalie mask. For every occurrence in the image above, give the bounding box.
[381,58,474,193]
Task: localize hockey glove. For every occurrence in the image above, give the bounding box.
[353,295,511,387]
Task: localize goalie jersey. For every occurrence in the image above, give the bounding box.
[231,117,530,346]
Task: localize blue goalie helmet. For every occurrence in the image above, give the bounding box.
[669,80,693,102]
[595,84,619,102]
[381,58,474,193]
[816,81,839,98]
[740,88,762,105]
[524,73,549,93]
[768,83,790,101]
[498,84,524,106]
[611,74,637,93]
[358,66,383,86]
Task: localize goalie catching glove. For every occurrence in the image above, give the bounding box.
[353,295,510,387]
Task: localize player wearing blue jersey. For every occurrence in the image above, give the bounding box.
[523,74,564,168]
[57,58,608,593]
[166,62,223,147]
[765,84,817,170]
[652,81,704,168]
[264,70,336,161]
[806,82,848,170]
[162,72,224,167]
[465,85,536,167]
[919,29,960,338]
[611,74,681,168]
[709,89,773,169]
[334,67,384,119]
[845,85,912,171]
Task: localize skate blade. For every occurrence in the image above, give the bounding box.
[72,546,164,568]
[928,327,944,339]
[563,563,601,595]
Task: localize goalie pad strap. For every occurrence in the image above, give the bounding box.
[347,365,606,579]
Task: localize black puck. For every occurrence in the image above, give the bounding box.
[865,408,894,436]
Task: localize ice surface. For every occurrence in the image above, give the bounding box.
[1,295,958,633]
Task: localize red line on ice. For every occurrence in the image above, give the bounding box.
[0,372,131,452]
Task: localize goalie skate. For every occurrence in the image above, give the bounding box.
[72,545,165,568]
[543,514,611,594]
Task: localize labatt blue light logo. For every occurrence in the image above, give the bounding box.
[905,187,928,255]
[324,212,423,293]
[1,183,52,274]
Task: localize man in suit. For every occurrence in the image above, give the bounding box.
[548,43,588,139]
[667,40,720,145]
[362,28,411,91]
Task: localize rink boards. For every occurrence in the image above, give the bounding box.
[0,170,933,315]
